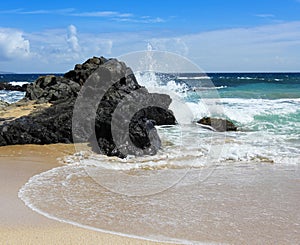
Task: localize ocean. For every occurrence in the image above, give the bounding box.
[3,72,299,243]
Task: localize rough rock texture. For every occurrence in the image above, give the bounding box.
[197,117,237,132]
[25,76,81,103]
[0,100,9,110]
[0,57,176,158]
[0,99,74,145]
[72,59,176,157]
[0,82,27,92]
[25,56,108,103]
[64,56,108,85]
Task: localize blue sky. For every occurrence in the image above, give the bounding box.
[1,0,300,72]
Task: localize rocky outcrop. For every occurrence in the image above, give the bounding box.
[0,57,176,158]
[25,57,110,104]
[64,56,108,85]
[25,76,81,103]
[197,117,237,132]
[0,82,27,92]
[0,100,9,110]
[0,99,74,145]
[24,57,108,104]
[72,58,176,157]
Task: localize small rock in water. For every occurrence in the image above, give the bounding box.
[197,117,237,132]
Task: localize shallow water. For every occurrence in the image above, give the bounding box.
[19,162,299,244]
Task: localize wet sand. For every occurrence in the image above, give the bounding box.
[1,144,299,244]
[0,144,165,245]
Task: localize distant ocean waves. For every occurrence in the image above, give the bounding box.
[0,73,63,83]
[0,73,63,103]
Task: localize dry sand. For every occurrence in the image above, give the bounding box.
[0,144,166,245]
[0,100,51,121]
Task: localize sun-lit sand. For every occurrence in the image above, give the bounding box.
[0,139,299,245]
[0,144,167,245]
[0,100,51,121]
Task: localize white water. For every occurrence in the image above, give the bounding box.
[9,81,29,86]
[0,81,28,103]
[0,90,25,103]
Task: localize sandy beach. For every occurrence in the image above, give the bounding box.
[1,144,299,244]
[0,144,165,245]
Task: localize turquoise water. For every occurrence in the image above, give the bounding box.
[178,72,300,99]
[176,73,300,136]
[218,82,300,99]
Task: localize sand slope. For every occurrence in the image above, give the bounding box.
[0,144,166,245]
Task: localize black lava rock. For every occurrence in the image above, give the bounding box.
[0,82,27,92]
[0,57,177,158]
[197,117,237,132]
[25,75,81,103]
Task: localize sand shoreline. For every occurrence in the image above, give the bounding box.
[1,144,299,244]
[0,144,167,245]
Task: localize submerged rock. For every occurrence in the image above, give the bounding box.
[197,117,237,132]
[0,57,176,158]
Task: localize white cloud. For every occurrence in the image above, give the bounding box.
[113,16,165,24]
[149,37,189,55]
[255,14,275,18]
[0,8,75,15]
[0,8,164,24]
[65,10,163,23]
[78,33,113,56]
[149,21,300,71]
[67,25,81,53]
[71,11,132,18]
[0,28,31,60]
[10,26,115,72]
[1,21,300,72]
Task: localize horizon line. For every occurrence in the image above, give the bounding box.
[2,71,300,75]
